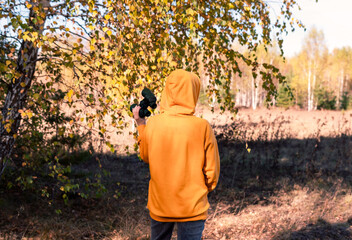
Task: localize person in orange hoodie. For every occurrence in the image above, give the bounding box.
[133,69,220,240]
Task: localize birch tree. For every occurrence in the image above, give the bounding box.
[330,47,352,107]
[0,0,50,175]
[301,27,328,111]
[0,0,303,197]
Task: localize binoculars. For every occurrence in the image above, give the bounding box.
[130,88,157,118]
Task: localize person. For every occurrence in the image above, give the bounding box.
[133,69,220,240]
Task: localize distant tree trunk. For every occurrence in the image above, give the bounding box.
[251,75,258,110]
[210,86,217,107]
[337,69,344,108]
[234,79,248,108]
[307,62,313,111]
[235,88,242,107]
[0,1,49,176]
[246,91,251,107]
[312,71,317,110]
[236,88,249,107]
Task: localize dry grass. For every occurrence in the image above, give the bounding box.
[204,183,352,239]
[1,107,352,239]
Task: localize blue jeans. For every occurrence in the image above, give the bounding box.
[151,218,205,240]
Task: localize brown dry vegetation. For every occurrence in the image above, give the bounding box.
[1,107,352,240]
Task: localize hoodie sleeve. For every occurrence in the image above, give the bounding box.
[137,124,149,164]
[203,122,220,192]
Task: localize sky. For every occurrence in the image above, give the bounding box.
[281,0,352,57]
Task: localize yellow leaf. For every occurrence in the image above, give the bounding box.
[246,143,251,153]
[186,8,194,15]
[22,33,30,41]
[137,78,144,84]
[20,82,26,87]
[60,186,64,191]
[20,110,26,118]
[68,89,74,97]
[67,89,74,103]
[31,32,38,40]
[5,60,11,66]
[104,14,111,20]
[107,30,112,36]
[26,3,32,8]
[27,111,33,119]
[33,93,40,100]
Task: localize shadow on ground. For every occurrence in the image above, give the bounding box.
[1,129,352,239]
[211,126,352,214]
[273,219,352,240]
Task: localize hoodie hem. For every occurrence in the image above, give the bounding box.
[149,211,208,222]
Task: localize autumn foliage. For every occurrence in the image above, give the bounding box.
[0,0,302,200]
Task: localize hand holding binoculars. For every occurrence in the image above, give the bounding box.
[130,88,157,118]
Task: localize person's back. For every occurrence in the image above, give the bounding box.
[133,69,220,239]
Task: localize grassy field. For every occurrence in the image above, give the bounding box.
[1,107,352,239]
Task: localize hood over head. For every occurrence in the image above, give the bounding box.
[160,69,201,115]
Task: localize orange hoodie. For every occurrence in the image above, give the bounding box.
[137,69,220,222]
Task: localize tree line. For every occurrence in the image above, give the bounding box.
[226,27,352,111]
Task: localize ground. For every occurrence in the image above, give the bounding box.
[1,107,352,239]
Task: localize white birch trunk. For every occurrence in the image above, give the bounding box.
[0,1,49,176]
[338,69,344,108]
[312,72,316,110]
[307,62,313,111]
[255,81,259,108]
[251,76,257,110]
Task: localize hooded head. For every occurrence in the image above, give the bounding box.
[160,69,201,115]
